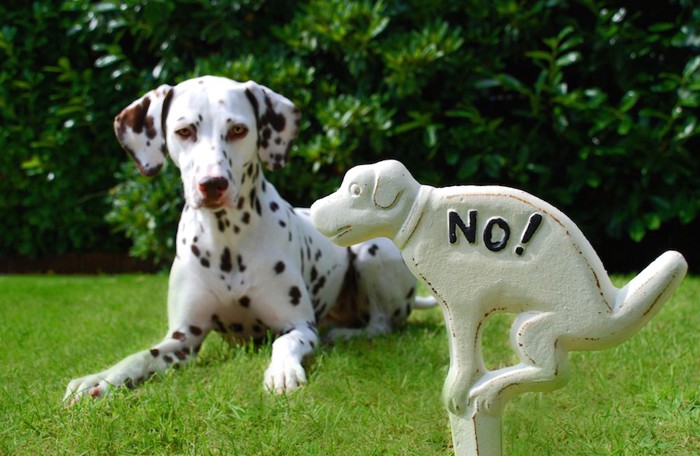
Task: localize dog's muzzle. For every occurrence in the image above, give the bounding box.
[198,176,229,208]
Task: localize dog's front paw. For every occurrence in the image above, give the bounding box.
[64,374,114,406]
[263,360,307,394]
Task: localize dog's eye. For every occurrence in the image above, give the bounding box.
[226,125,248,141]
[349,183,363,197]
[175,128,192,139]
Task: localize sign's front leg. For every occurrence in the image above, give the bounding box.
[449,406,502,456]
[440,305,501,456]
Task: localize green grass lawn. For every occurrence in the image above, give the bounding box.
[0,274,698,455]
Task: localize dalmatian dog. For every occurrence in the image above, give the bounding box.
[64,76,435,404]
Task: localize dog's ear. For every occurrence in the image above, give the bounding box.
[243,81,301,171]
[114,85,173,177]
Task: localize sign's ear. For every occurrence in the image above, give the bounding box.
[243,81,301,171]
[373,160,411,209]
[114,85,173,176]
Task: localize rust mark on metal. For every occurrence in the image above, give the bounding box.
[644,270,679,316]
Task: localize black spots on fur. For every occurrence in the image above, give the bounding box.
[289,286,302,305]
[194,239,211,268]
[241,212,251,224]
[310,266,318,282]
[239,296,251,308]
[244,89,261,137]
[274,261,286,274]
[314,302,327,321]
[249,188,257,210]
[237,197,246,210]
[312,276,326,295]
[262,127,272,146]
[269,154,285,170]
[314,249,322,261]
[280,220,287,228]
[171,331,186,341]
[237,254,247,272]
[150,348,160,357]
[255,198,262,216]
[270,201,279,212]
[368,244,379,256]
[405,287,415,300]
[262,93,287,132]
[245,161,260,181]
[306,321,318,335]
[189,325,203,336]
[220,247,233,272]
[214,210,230,232]
[212,314,227,332]
[230,323,244,333]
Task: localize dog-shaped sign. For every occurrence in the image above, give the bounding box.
[311,159,687,454]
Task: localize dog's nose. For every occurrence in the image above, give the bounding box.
[198,176,229,198]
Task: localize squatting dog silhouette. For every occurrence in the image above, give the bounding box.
[311,159,687,415]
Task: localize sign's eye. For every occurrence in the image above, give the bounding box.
[227,125,248,141]
[349,183,363,197]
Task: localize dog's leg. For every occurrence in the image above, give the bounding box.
[63,323,211,405]
[467,311,569,414]
[264,321,319,394]
[64,264,218,405]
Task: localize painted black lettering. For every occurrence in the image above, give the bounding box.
[448,210,477,244]
[484,217,510,252]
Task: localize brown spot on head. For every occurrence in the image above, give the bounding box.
[145,115,157,139]
[118,96,152,135]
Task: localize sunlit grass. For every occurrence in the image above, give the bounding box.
[0,274,697,455]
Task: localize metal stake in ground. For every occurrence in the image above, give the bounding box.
[310,159,688,456]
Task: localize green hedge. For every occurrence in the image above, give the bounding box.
[2,1,698,265]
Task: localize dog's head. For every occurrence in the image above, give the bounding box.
[114,76,300,209]
[310,160,421,247]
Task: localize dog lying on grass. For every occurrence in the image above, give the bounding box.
[64,78,434,404]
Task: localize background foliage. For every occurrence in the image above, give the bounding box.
[2,1,698,269]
